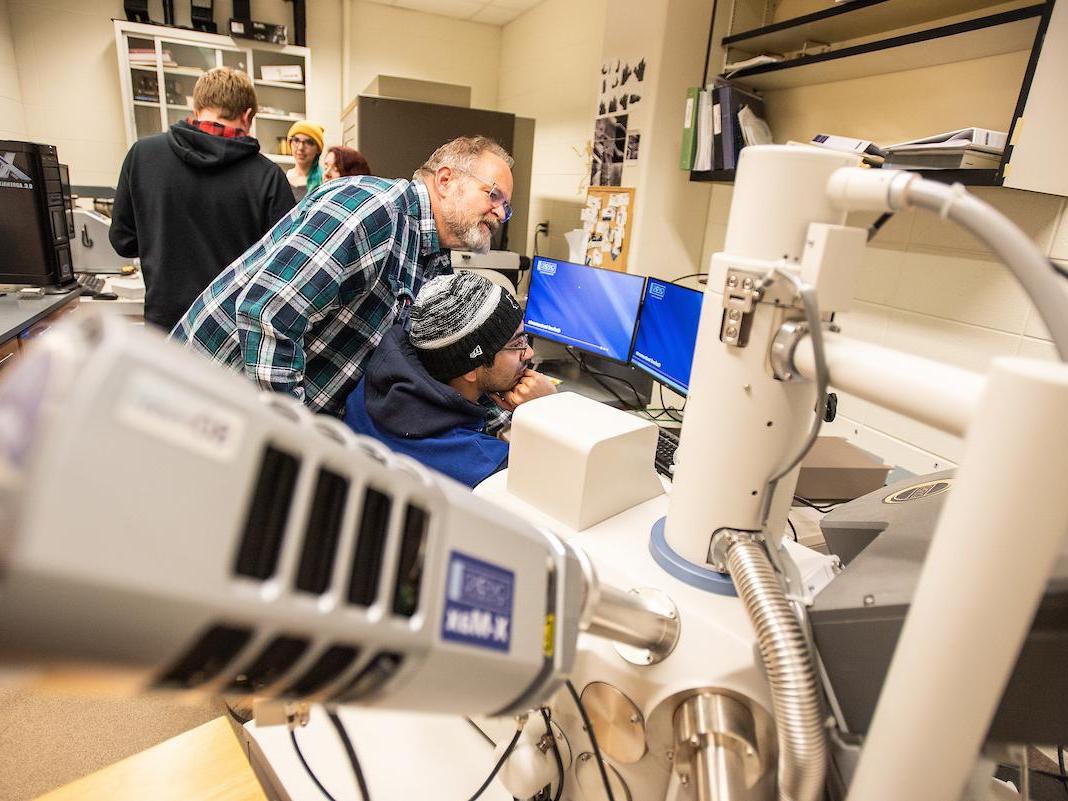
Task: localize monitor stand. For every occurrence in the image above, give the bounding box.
[531,338,653,410]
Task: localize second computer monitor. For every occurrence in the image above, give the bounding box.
[524,256,646,362]
[630,278,704,395]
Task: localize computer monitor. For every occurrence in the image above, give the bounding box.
[629,278,704,395]
[523,256,645,363]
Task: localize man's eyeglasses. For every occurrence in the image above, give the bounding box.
[455,167,513,222]
[500,333,532,352]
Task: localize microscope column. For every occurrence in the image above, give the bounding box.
[665,146,855,563]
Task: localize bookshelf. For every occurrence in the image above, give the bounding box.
[114,20,310,164]
[690,0,1066,195]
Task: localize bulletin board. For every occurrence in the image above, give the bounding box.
[581,186,635,273]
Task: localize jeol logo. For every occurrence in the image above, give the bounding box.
[0,153,32,183]
[650,282,667,300]
[537,260,557,276]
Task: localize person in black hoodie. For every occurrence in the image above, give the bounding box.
[343,272,557,487]
[110,67,294,331]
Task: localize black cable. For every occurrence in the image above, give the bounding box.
[565,347,643,410]
[465,716,497,747]
[793,495,841,514]
[540,707,564,801]
[997,756,1068,798]
[670,272,708,285]
[467,727,523,801]
[787,517,799,542]
[290,727,339,801]
[867,212,895,242]
[1058,745,1068,798]
[658,384,684,423]
[327,711,372,801]
[580,355,645,410]
[566,679,616,801]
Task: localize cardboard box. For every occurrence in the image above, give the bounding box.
[795,437,892,502]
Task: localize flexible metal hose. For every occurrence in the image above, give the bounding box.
[727,539,826,801]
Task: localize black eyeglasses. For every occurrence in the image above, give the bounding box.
[455,167,513,222]
[499,333,532,352]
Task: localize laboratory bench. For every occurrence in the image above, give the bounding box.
[0,289,81,379]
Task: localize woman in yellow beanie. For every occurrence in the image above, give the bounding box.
[285,120,326,202]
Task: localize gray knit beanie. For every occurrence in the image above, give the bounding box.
[410,272,524,382]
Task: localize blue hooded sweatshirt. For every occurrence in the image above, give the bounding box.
[343,325,509,488]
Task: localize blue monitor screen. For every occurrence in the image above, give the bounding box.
[630,278,704,395]
[524,257,646,362]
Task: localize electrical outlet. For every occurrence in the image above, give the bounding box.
[536,221,550,235]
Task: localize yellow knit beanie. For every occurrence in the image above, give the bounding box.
[287,120,325,153]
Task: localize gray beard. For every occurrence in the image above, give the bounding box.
[458,219,493,253]
[444,202,495,253]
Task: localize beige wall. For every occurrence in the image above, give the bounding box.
[605,0,712,280]
[498,0,607,262]
[0,0,24,139]
[344,1,501,111]
[8,0,128,186]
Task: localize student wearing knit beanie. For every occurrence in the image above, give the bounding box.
[343,272,556,487]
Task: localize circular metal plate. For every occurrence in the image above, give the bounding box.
[575,752,631,801]
[612,587,681,666]
[580,681,647,764]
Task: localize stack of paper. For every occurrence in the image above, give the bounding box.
[884,127,1007,169]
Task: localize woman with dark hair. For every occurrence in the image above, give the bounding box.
[322,145,372,181]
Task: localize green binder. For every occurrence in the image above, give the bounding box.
[679,86,700,170]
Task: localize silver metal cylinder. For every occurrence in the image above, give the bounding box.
[673,693,759,801]
[582,583,680,660]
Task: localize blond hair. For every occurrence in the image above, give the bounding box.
[414,136,514,180]
[192,67,257,120]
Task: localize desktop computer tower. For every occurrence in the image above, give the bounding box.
[0,140,76,289]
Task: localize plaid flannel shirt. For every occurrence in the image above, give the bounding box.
[171,177,458,418]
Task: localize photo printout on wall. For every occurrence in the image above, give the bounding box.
[591,114,627,187]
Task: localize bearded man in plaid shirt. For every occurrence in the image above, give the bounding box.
[172,136,515,424]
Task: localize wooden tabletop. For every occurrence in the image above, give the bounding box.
[33,716,268,801]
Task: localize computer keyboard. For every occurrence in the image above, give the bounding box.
[655,427,680,478]
[76,273,106,296]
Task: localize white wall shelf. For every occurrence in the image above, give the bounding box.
[114,20,311,163]
[694,0,1064,195]
[727,6,1043,91]
[723,0,1022,55]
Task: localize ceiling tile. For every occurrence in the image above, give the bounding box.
[360,0,545,24]
[389,0,487,19]
[472,5,522,25]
